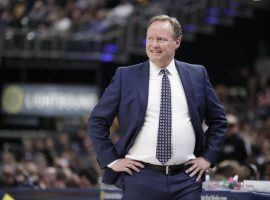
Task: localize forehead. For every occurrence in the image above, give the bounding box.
[147,21,174,36]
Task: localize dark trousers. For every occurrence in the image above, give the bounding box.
[121,167,202,200]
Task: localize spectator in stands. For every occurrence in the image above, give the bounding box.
[213,160,260,181]
[213,160,240,180]
[219,114,248,164]
[28,0,47,28]
[39,167,57,189]
[243,162,260,180]
[1,128,99,189]
[78,167,99,188]
[261,161,270,180]
[1,164,17,188]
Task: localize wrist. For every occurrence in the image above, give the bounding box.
[107,159,119,168]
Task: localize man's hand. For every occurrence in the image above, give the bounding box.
[110,158,144,175]
[185,157,210,182]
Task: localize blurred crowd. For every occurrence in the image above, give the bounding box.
[0,117,101,189]
[0,117,121,189]
[0,0,148,37]
[212,70,270,181]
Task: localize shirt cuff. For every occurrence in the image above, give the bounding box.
[107,159,119,168]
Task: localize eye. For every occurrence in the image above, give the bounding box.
[157,37,168,43]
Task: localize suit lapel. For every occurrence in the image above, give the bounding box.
[136,60,196,120]
[136,61,150,112]
[125,61,149,153]
[175,61,200,133]
[175,61,195,110]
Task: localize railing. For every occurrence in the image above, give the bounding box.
[0,27,128,63]
[0,0,261,62]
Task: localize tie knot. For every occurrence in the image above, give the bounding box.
[160,68,169,76]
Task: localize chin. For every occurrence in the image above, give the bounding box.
[150,56,163,62]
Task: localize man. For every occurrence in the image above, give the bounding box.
[219,114,248,164]
[88,15,227,200]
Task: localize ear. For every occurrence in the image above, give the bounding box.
[175,37,181,49]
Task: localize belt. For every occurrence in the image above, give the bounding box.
[141,162,188,175]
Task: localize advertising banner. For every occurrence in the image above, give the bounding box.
[1,84,98,117]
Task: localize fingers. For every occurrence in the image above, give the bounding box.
[124,167,133,175]
[127,163,141,172]
[123,159,144,174]
[126,159,144,173]
[185,157,210,181]
[112,158,144,175]
[128,160,144,169]
[196,170,204,182]
[185,162,197,174]
[189,167,200,177]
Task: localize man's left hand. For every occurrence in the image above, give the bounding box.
[185,157,210,182]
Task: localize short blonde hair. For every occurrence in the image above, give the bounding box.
[147,15,182,39]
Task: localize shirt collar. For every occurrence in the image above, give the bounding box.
[149,59,177,77]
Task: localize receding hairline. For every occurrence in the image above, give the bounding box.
[147,15,183,39]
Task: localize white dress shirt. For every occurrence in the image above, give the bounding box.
[125,59,196,165]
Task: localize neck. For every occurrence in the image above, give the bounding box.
[151,59,174,69]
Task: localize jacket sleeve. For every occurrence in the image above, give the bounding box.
[201,66,227,165]
[88,68,121,169]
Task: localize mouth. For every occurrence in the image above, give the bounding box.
[150,50,162,54]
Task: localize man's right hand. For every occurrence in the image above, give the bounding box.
[110,158,144,175]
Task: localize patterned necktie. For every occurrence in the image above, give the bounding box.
[156,68,172,165]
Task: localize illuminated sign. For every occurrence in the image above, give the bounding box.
[2,84,98,116]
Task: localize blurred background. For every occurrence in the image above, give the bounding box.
[0,0,270,191]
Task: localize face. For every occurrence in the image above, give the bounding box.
[146,21,181,68]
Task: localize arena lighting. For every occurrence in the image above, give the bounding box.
[100,53,114,62]
[224,9,236,16]
[205,16,219,25]
[103,44,119,53]
[205,8,220,25]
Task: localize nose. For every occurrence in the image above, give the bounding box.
[152,39,160,47]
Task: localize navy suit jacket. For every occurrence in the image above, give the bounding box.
[88,60,227,185]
